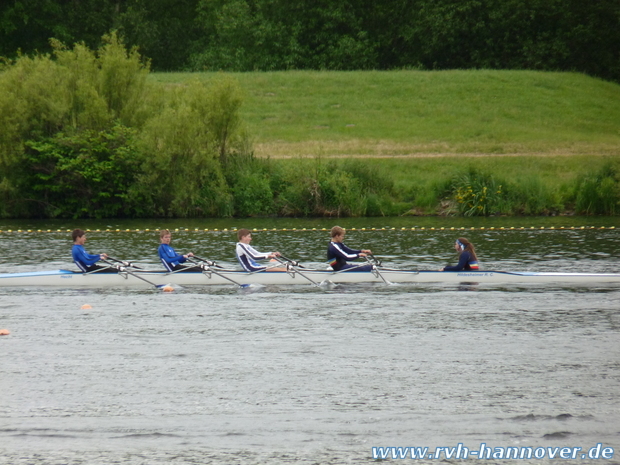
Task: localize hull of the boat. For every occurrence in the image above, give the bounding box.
[1,269,620,288]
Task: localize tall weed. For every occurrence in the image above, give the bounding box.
[276,158,397,217]
[507,176,562,215]
[573,163,620,215]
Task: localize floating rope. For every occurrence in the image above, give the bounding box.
[0,226,616,233]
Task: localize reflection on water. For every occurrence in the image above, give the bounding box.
[1,219,619,464]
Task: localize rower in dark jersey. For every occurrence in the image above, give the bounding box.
[442,237,479,271]
[327,225,373,272]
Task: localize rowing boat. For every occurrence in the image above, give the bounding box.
[1,268,619,288]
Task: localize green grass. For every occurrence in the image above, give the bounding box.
[150,69,620,158]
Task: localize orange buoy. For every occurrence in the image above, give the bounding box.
[162,285,175,293]
[81,304,92,310]
[0,329,10,336]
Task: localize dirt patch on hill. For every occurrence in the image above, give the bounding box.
[252,140,620,158]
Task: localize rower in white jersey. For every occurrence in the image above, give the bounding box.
[235,228,285,272]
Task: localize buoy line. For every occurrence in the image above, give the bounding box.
[0,226,616,234]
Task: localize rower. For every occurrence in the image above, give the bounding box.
[71,229,116,273]
[236,229,285,272]
[158,229,203,272]
[327,226,373,272]
[441,237,479,271]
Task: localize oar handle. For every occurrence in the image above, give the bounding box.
[279,255,304,268]
[107,256,143,269]
[367,254,382,267]
[189,258,247,288]
[275,257,319,286]
[192,256,222,268]
[100,259,123,271]
[188,257,206,267]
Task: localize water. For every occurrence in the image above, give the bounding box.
[1,218,619,464]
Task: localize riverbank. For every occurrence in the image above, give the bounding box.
[3,65,618,219]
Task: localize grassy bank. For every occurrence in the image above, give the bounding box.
[149,70,620,216]
[151,69,620,158]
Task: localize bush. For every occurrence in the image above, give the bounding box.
[452,169,506,216]
[17,124,142,218]
[134,83,229,217]
[0,33,152,218]
[231,172,274,216]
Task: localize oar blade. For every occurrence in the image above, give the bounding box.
[241,283,265,290]
[158,283,182,292]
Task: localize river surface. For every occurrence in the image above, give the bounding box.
[1,217,619,464]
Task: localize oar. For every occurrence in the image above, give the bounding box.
[189,257,253,289]
[365,256,393,286]
[106,256,143,269]
[102,260,172,290]
[328,255,392,285]
[275,257,324,287]
[279,255,304,268]
[197,255,282,275]
[82,263,118,274]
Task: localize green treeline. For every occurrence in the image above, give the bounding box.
[1,0,619,82]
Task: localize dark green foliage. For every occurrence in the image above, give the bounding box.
[188,0,620,82]
[191,0,377,71]
[0,0,199,71]
[1,0,618,81]
[17,125,142,218]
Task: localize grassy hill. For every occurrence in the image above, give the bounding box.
[150,70,620,215]
[151,69,620,158]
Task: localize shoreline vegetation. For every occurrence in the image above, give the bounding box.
[1,38,619,219]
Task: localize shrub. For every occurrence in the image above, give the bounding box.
[17,124,141,218]
[0,33,152,218]
[452,169,505,216]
